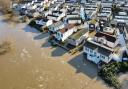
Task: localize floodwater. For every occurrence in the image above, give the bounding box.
[0,15,109,89]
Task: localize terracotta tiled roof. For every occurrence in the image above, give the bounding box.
[59,24,75,33]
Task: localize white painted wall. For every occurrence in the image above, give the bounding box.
[47,16,58,21]
[49,24,65,32]
[68,20,82,24]
[46,20,53,26]
[83,46,111,64]
[55,27,76,42]
[62,27,76,41]
[66,15,79,19]
[94,36,119,48]
[68,36,85,46]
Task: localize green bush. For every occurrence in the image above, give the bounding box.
[28,20,36,27]
[98,62,128,89]
[50,41,57,47]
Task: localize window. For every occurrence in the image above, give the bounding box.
[94,52,96,56]
[85,47,89,52]
[100,55,105,59]
[57,33,59,36]
[61,34,63,37]
[90,49,93,53]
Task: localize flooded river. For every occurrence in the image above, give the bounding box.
[0,15,109,89]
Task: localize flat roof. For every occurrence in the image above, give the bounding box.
[69,29,88,40]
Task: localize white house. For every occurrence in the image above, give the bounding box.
[97,12,112,21]
[103,27,118,35]
[84,3,98,13]
[93,32,119,48]
[25,10,36,18]
[120,4,128,11]
[84,7,97,20]
[84,2,98,8]
[68,28,88,46]
[67,17,83,24]
[49,3,58,11]
[48,21,65,33]
[47,10,65,21]
[35,18,53,27]
[52,10,66,18]
[43,10,52,17]
[124,26,128,40]
[55,24,77,42]
[101,1,113,8]
[33,1,43,7]
[83,41,113,64]
[116,0,126,5]
[116,22,128,41]
[66,13,79,19]
[102,7,112,12]
[114,12,128,25]
[47,14,59,21]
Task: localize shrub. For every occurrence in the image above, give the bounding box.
[98,62,128,89]
[50,41,57,47]
[28,20,36,27]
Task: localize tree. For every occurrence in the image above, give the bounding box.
[0,0,11,13]
[0,0,23,13]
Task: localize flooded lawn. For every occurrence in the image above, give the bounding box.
[0,15,108,89]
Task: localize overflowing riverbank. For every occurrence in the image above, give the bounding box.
[0,14,108,89]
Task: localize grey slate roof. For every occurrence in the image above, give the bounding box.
[84,41,112,56]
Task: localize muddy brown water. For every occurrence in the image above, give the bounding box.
[0,15,109,89]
